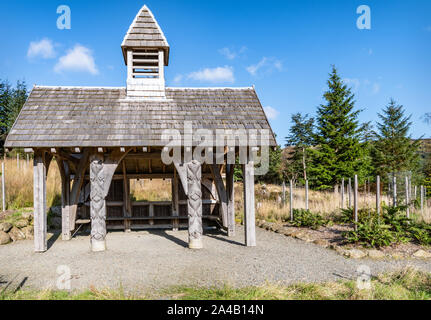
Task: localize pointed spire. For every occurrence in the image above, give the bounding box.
[121,5,170,65]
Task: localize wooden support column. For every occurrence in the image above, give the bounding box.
[187,160,203,249]
[210,164,228,228]
[122,161,131,232]
[56,158,71,240]
[90,154,107,252]
[243,160,256,247]
[33,150,51,252]
[226,164,235,237]
[172,169,179,231]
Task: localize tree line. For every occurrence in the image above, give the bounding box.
[258,66,430,191]
[0,79,28,152]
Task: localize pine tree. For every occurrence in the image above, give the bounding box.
[310,66,364,190]
[285,113,314,183]
[372,99,421,180]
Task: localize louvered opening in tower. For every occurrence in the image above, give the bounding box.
[132,49,159,79]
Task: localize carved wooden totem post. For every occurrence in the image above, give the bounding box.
[187,160,203,249]
[90,154,107,252]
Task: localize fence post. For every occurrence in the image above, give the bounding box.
[290,180,294,222]
[376,175,380,216]
[1,162,5,212]
[305,179,309,211]
[414,185,417,201]
[421,185,424,215]
[354,175,358,231]
[393,175,397,207]
[16,153,19,170]
[341,178,345,209]
[282,181,286,207]
[405,176,410,219]
[348,178,352,208]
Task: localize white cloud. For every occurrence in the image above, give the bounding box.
[187,66,234,83]
[218,46,247,60]
[27,39,56,59]
[246,57,283,76]
[173,74,183,83]
[343,78,360,91]
[264,106,279,120]
[54,44,98,75]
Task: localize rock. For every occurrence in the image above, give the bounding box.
[49,217,62,230]
[22,212,34,221]
[294,232,313,242]
[0,231,11,245]
[313,239,329,247]
[282,229,295,237]
[345,249,367,259]
[0,222,13,233]
[21,226,34,240]
[50,206,62,217]
[413,249,431,259]
[391,253,404,260]
[8,226,25,242]
[367,249,385,259]
[15,219,29,228]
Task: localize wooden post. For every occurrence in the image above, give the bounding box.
[305,179,309,211]
[17,153,19,169]
[348,178,352,208]
[1,162,5,212]
[57,159,71,240]
[414,185,417,201]
[354,175,358,231]
[187,160,203,249]
[376,175,381,216]
[210,164,228,228]
[226,164,235,237]
[393,175,397,207]
[243,160,256,247]
[290,180,294,222]
[421,185,424,215]
[341,178,345,209]
[90,154,107,252]
[172,169,179,231]
[282,181,286,207]
[33,152,48,252]
[405,176,410,219]
[122,161,131,232]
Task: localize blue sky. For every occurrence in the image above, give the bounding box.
[1,0,430,143]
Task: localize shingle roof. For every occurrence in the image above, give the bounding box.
[5,86,277,148]
[121,5,170,65]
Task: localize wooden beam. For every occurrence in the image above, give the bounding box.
[210,164,228,229]
[24,148,34,153]
[243,160,256,247]
[187,160,203,249]
[172,169,179,231]
[173,163,188,195]
[33,150,48,252]
[226,164,235,237]
[56,158,71,241]
[123,161,131,232]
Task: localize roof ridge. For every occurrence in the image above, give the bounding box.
[34,85,125,90]
[166,87,255,90]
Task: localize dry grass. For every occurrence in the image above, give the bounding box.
[1,157,430,223]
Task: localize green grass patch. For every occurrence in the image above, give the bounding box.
[1,268,430,300]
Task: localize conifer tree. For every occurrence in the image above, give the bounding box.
[310,66,364,190]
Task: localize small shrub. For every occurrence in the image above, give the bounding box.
[290,209,327,230]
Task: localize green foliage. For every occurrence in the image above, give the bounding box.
[0,79,28,152]
[344,217,396,248]
[285,113,314,183]
[309,66,368,190]
[372,99,422,183]
[255,144,283,184]
[290,209,327,230]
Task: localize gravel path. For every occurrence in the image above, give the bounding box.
[1,226,430,292]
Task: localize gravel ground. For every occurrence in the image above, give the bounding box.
[1,226,430,292]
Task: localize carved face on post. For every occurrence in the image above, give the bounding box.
[187,160,203,247]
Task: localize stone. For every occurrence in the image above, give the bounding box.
[345,249,367,259]
[367,249,385,259]
[313,239,330,247]
[282,229,295,237]
[0,231,11,245]
[413,249,431,259]
[8,226,25,242]
[294,232,313,242]
[391,253,404,260]
[22,212,34,221]
[21,226,34,240]
[15,219,29,228]
[0,222,13,233]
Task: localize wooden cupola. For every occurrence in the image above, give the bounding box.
[121,5,170,100]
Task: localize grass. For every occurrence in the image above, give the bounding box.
[1,268,430,300]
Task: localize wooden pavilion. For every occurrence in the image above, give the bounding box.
[4,5,276,252]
